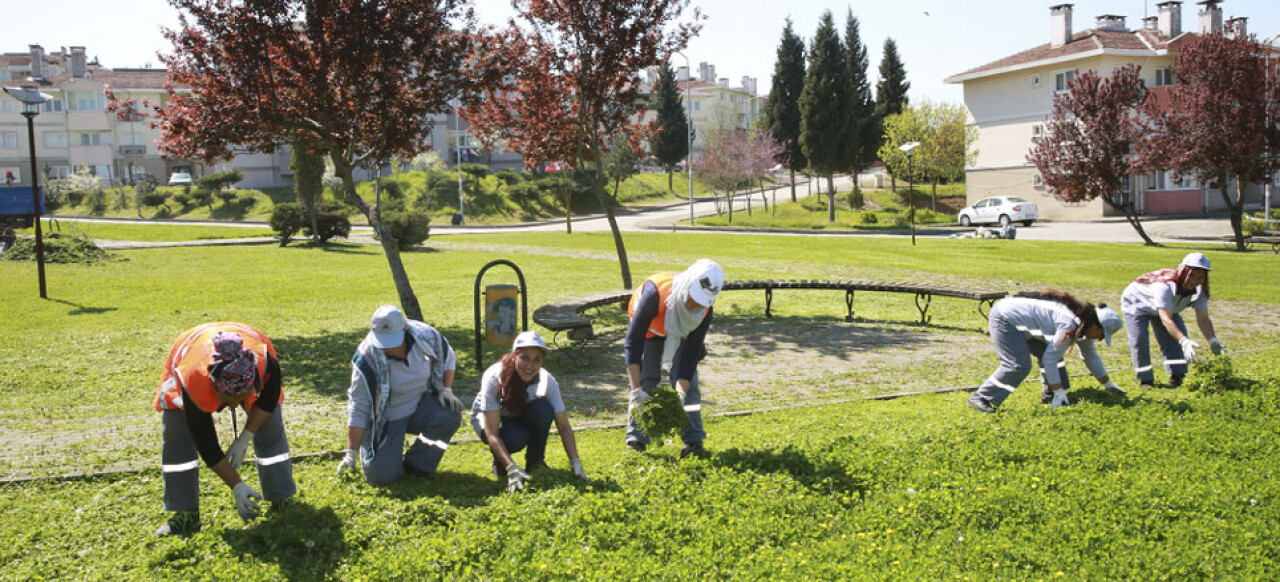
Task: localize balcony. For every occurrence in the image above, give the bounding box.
[119,145,146,157]
[67,110,110,131]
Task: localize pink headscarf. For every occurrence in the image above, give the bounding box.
[208,331,257,395]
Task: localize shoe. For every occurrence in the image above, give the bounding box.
[525,458,550,472]
[679,441,706,459]
[626,440,647,453]
[966,393,997,413]
[154,511,201,537]
[1168,374,1185,388]
[1139,381,1155,389]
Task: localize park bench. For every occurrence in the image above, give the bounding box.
[531,279,1007,344]
[1218,234,1280,254]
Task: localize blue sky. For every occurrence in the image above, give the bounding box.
[12,0,1278,104]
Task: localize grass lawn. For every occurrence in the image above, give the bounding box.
[696,185,962,231]
[19,219,276,242]
[1,232,1277,578]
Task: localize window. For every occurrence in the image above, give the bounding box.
[2,168,20,184]
[1032,174,1044,187]
[1155,68,1175,87]
[43,132,68,148]
[0,132,17,149]
[74,132,111,146]
[0,100,13,113]
[1030,73,1041,88]
[1146,170,1164,190]
[68,91,103,111]
[1031,124,1044,142]
[1054,70,1077,92]
[48,166,72,179]
[43,98,62,113]
[692,101,700,111]
[118,132,147,146]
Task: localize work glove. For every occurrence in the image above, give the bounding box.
[629,387,650,409]
[1050,388,1070,408]
[570,458,589,481]
[226,429,254,471]
[337,448,359,476]
[437,387,464,414]
[1209,338,1225,355]
[1103,380,1126,396]
[1179,337,1200,364]
[232,482,262,520]
[506,462,530,493]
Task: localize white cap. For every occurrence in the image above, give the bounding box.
[370,305,406,349]
[511,330,548,355]
[686,259,725,307]
[1180,252,1210,272]
[1096,305,1123,346]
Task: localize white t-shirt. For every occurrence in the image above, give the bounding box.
[1121,279,1208,318]
[470,361,565,426]
[995,297,1108,384]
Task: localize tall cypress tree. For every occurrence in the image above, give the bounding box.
[875,38,911,191]
[650,61,690,193]
[844,10,876,207]
[799,10,852,222]
[764,18,806,203]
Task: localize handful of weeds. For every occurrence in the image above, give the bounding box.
[1183,355,1247,394]
[636,385,687,444]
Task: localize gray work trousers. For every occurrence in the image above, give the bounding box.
[161,406,295,512]
[625,336,706,446]
[361,390,461,485]
[1125,310,1189,384]
[973,310,1069,408]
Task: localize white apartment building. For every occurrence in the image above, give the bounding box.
[640,61,762,161]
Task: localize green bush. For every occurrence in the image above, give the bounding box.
[858,211,878,224]
[139,190,169,209]
[232,191,258,209]
[170,188,199,209]
[379,209,431,248]
[269,202,307,246]
[494,169,523,186]
[847,188,864,210]
[459,163,491,179]
[307,202,352,243]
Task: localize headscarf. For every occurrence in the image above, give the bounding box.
[662,259,722,365]
[1133,265,1206,298]
[208,331,257,395]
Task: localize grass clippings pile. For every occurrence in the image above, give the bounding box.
[1,232,116,264]
[635,385,687,444]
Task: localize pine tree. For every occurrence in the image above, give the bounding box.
[875,37,910,191]
[650,61,690,193]
[799,10,852,222]
[764,18,806,203]
[843,10,876,207]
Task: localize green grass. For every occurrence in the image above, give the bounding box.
[1,231,1277,578]
[20,219,276,242]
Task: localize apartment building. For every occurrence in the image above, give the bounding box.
[640,61,762,161]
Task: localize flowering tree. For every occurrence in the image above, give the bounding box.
[134,0,480,321]
[1141,34,1280,251]
[466,0,702,289]
[694,129,783,224]
[1029,66,1155,244]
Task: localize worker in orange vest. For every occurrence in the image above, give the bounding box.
[624,259,724,459]
[153,323,296,536]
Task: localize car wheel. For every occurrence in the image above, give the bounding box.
[999,214,1011,227]
[1022,220,1034,227]
[960,215,971,227]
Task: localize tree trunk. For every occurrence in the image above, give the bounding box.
[562,179,573,234]
[826,175,836,222]
[332,154,423,321]
[1221,171,1247,251]
[758,179,768,213]
[931,180,938,212]
[890,173,897,193]
[667,168,673,192]
[612,176,621,204]
[1102,194,1157,246]
[591,166,631,288]
[789,168,797,203]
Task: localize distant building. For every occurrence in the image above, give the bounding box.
[640,61,761,161]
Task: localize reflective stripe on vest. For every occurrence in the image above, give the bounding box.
[629,273,677,338]
[154,322,279,413]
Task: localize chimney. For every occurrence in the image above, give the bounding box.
[1197,1,1222,35]
[717,78,729,88]
[698,62,716,82]
[1051,4,1074,48]
[741,76,757,96]
[70,46,87,78]
[1095,15,1127,32]
[28,44,44,79]
[1157,1,1183,37]
[1143,16,1158,31]
[1225,16,1247,38]
[676,66,689,82]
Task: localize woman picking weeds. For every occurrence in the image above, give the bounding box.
[1121,252,1223,388]
[154,323,297,536]
[967,291,1124,413]
[338,305,463,484]
[471,331,588,493]
[624,259,724,458]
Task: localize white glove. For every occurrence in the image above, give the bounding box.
[1103,380,1126,396]
[1050,388,1070,408]
[570,458,588,480]
[1209,338,1225,355]
[1179,337,1200,364]
[226,429,254,470]
[629,387,650,409]
[232,482,262,520]
[337,448,359,476]
[506,462,530,493]
[437,388,464,414]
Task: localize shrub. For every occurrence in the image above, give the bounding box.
[307,202,352,242]
[459,163,491,179]
[847,187,864,210]
[893,215,910,228]
[379,181,407,211]
[139,190,170,209]
[196,169,244,194]
[269,202,307,246]
[859,211,879,225]
[232,191,258,209]
[82,188,108,214]
[494,169,522,186]
[170,188,199,209]
[379,209,431,248]
[411,151,446,172]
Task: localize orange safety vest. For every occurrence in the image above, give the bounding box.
[628,272,707,339]
[154,322,280,413]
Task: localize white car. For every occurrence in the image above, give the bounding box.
[167,171,193,186]
[958,196,1038,227]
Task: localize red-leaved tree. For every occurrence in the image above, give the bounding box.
[466,0,702,289]
[694,129,784,223]
[1141,33,1280,251]
[139,0,483,320]
[1028,65,1156,244]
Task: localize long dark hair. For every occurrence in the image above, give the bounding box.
[1015,289,1101,336]
[497,351,530,416]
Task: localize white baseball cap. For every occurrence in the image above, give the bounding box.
[1180,252,1211,272]
[370,305,406,349]
[511,330,548,355]
[686,259,725,307]
[1096,305,1123,346]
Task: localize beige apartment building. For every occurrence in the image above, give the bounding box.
[640,61,762,162]
[945,1,1275,220]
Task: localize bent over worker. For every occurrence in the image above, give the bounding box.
[154,322,296,536]
[624,259,724,459]
[1120,252,1223,388]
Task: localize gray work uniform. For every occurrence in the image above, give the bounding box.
[973,297,1107,407]
[1120,279,1207,384]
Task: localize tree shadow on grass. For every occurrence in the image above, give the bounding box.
[48,297,118,315]
[272,330,368,400]
[222,501,347,582]
[712,444,870,497]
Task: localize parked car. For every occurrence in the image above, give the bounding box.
[957,196,1038,227]
[167,171,193,186]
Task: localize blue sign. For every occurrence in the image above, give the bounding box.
[0,186,44,216]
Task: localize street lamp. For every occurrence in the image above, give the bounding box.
[899,141,921,247]
[452,99,465,225]
[4,86,50,298]
[674,51,694,226]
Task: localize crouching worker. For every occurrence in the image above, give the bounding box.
[967,291,1124,413]
[472,331,588,493]
[625,259,724,459]
[338,305,462,484]
[154,323,296,536]
[1121,252,1222,388]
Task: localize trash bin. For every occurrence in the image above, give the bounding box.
[484,284,520,347]
[451,213,463,226]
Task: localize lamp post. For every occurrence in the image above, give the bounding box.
[899,141,920,247]
[452,100,465,225]
[4,87,50,298]
[674,51,694,225]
